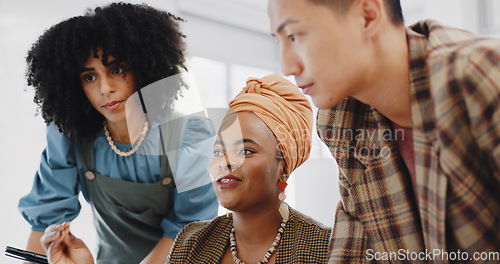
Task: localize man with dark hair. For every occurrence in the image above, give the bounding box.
[269,0,500,263]
[307,0,404,24]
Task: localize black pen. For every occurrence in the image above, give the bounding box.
[5,246,48,264]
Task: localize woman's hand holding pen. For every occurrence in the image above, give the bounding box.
[41,222,94,264]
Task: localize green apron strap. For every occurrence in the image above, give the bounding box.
[79,137,96,172]
[159,123,174,187]
[158,116,184,178]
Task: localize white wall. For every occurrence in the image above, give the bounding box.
[0,0,337,259]
[1,0,499,262]
[402,0,500,38]
[0,0,179,257]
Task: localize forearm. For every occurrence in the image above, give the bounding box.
[140,236,174,264]
[26,230,46,264]
[27,230,46,255]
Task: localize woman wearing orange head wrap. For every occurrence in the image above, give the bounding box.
[168,74,331,263]
[228,74,313,176]
[41,75,331,264]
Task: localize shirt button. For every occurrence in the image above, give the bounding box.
[162,177,172,186]
[85,171,96,180]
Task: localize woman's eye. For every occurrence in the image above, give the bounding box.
[288,34,296,41]
[239,149,254,155]
[82,75,96,82]
[213,150,224,157]
[112,67,124,75]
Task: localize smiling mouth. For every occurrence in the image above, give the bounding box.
[219,178,239,183]
[216,174,242,188]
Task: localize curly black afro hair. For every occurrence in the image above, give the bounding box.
[27,2,187,141]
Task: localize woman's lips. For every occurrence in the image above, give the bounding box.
[216,174,242,188]
[103,101,123,111]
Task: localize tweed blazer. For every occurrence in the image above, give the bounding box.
[318,20,500,263]
[167,206,332,263]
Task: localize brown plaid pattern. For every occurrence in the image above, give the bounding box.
[318,20,500,263]
[167,207,332,263]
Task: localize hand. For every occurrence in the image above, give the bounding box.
[41,222,94,264]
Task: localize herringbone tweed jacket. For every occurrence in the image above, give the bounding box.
[167,206,331,263]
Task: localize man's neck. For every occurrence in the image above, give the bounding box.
[354,25,412,128]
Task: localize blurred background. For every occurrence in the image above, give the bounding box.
[1,0,499,261]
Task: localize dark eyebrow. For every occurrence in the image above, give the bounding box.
[80,67,94,73]
[235,138,259,146]
[271,18,300,37]
[104,59,118,67]
[214,138,259,147]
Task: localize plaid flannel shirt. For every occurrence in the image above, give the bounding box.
[318,20,500,263]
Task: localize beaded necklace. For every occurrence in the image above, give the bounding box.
[229,219,286,264]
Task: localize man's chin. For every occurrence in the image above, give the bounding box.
[313,97,338,110]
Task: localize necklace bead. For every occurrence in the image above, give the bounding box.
[230,219,286,264]
[104,121,150,156]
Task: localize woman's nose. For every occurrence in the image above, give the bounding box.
[218,156,241,172]
[99,77,116,95]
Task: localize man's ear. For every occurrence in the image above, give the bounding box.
[358,0,384,38]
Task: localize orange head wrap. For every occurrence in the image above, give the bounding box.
[228,74,313,175]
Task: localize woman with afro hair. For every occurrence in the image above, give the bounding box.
[18,3,218,264]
